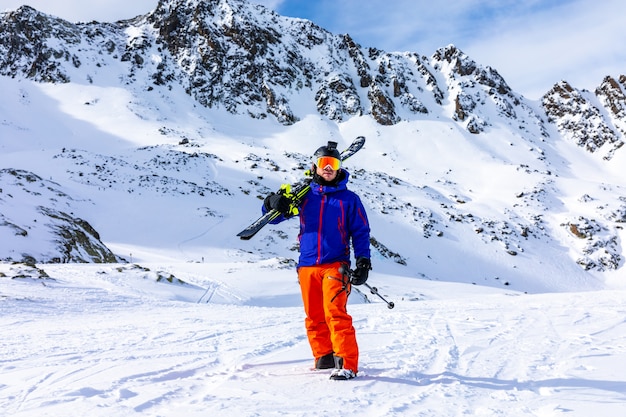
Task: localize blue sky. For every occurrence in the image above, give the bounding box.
[3,0,625,99]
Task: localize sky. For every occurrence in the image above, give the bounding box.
[2,0,625,99]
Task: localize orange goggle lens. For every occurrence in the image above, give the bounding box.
[315,156,341,170]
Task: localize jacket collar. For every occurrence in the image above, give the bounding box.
[311,169,349,195]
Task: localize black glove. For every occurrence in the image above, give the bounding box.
[351,257,371,286]
[263,193,291,214]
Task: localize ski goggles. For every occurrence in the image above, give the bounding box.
[315,156,341,171]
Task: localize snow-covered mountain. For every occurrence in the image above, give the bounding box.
[1,0,625,292]
[3,2,626,415]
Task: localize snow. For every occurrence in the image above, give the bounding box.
[2,19,626,415]
[2,263,626,416]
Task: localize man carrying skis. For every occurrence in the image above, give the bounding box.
[262,141,371,380]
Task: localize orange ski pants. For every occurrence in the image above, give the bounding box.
[297,262,359,373]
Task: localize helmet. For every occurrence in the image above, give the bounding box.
[314,141,341,160]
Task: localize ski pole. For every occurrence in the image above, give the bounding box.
[339,265,395,309]
[363,283,395,309]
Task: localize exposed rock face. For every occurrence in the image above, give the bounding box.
[542,79,625,160]
[0,169,121,263]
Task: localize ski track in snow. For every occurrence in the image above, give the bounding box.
[2,265,626,416]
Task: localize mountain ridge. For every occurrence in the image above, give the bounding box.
[2,0,624,154]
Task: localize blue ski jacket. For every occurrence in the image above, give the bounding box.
[264,170,371,267]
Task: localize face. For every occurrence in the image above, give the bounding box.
[315,163,339,182]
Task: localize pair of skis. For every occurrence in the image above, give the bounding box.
[236,136,366,240]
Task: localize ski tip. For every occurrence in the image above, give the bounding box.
[236,231,255,240]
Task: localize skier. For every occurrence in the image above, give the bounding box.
[262,141,371,380]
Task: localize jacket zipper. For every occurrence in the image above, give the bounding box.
[316,194,326,264]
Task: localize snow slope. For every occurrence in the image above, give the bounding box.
[2,262,626,417]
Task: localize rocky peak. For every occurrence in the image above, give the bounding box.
[596,75,626,139]
[431,45,524,134]
[0,0,624,152]
[0,6,83,82]
[542,80,624,160]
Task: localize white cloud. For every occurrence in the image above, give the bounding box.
[463,0,626,98]
[1,0,157,22]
